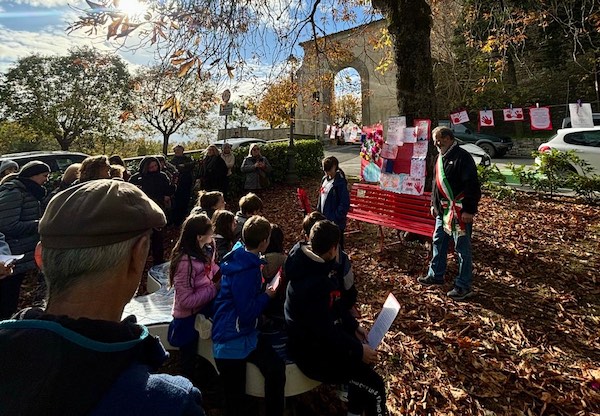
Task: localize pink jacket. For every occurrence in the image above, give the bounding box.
[172,255,220,319]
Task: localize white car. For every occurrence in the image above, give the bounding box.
[537,127,600,175]
[213,138,267,150]
[457,140,492,167]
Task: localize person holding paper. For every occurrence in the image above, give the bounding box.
[418,126,481,300]
[285,220,388,416]
[0,232,15,279]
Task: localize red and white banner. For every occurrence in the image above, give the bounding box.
[479,110,495,127]
[503,107,524,121]
[450,110,469,125]
[529,107,553,131]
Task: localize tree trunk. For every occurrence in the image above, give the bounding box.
[372,0,437,190]
[162,132,170,156]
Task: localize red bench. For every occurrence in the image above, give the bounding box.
[347,183,435,250]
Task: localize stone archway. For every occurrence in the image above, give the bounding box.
[295,20,397,138]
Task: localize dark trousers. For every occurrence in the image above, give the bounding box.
[347,362,388,416]
[293,347,388,416]
[180,332,199,382]
[173,177,193,226]
[0,273,25,319]
[151,227,165,265]
[215,336,286,416]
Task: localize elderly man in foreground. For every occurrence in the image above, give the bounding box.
[0,180,205,415]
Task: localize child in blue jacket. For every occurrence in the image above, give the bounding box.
[316,156,350,248]
[211,215,284,416]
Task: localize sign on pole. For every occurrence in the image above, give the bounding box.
[221,89,231,104]
[219,103,234,116]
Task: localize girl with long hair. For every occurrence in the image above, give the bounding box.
[169,214,220,379]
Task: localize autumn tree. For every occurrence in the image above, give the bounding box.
[332,94,362,126]
[127,65,218,155]
[69,0,439,183]
[255,79,297,128]
[0,47,130,150]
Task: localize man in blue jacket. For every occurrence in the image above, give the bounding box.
[0,180,205,416]
[212,215,284,416]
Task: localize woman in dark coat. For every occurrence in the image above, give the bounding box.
[129,156,175,265]
[199,145,228,193]
[0,161,50,318]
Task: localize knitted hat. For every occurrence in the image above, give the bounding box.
[18,161,51,178]
[40,179,166,249]
[0,159,18,175]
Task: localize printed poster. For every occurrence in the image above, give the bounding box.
[450,110,469,125]
[401,176,425,196]
[329,125,336,139]
[380,173,402,193]
[568,103,593,128]
[503,107,524,121]
[414,119,431,141]
[410,159,426,178]
[387,117,406,145]
[381,142,398,159]
[403,127,417,143]
[479,110,495,127]
[529,107,553,131]
[412,141,428,159]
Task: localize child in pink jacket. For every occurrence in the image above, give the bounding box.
[169,213,220,379]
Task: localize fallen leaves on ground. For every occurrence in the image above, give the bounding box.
[18,179,600,415]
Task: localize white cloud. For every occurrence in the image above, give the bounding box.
[12,0,75,7]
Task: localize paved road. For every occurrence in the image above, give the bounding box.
[323,143,534,178]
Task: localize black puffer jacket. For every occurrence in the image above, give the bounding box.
[0,179,42,274]
[284,242,362,382]
[129,156,175,209]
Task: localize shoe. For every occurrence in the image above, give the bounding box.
[418,275,444,285]
[447,287,474,300]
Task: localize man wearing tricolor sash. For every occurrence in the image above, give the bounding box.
[418,126,481,300]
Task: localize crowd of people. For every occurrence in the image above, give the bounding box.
[0,127,480,415]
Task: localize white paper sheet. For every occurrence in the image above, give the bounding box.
[367,293,400,348]
[0,254,24,266]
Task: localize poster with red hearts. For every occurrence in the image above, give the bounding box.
[479,110,495,127]
[529,107,553,130]
[450,110,469,125]
[503,108,524,121]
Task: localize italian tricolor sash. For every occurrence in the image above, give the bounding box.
[435,152,466,237]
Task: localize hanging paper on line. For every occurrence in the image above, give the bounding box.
[367,293,400,349]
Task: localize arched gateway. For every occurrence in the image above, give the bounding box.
[295,20,398,138]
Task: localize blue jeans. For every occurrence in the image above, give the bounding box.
[427,215,473,290]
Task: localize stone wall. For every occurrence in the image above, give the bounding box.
[506,138,548,157]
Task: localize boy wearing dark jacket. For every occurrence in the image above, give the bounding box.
[211,216,284,416]
[285,220,388,416]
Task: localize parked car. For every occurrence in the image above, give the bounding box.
[438,120,513,158]
[213,138,267,150]
[537,127,600,175]
[458,140,492,167]
[561,113,600,129]
[0,151,88,174]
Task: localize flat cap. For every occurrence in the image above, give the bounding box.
[40,179,166,249]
